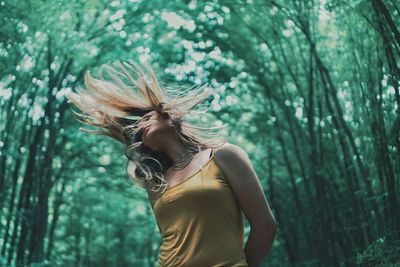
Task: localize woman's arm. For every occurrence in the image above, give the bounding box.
[214,143,277,267]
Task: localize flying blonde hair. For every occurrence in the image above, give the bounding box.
[66,60,227,193]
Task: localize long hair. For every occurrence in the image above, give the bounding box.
[66,60,228,193]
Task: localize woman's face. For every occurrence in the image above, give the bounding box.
[141,110,173,151]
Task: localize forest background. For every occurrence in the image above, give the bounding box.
[0,0,399,266]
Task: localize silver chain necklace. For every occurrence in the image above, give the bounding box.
[170,146,201,171]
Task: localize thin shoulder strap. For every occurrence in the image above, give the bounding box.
[209,147,215,159]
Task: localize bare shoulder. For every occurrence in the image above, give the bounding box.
[213,142,251,166]
[213,142,254,185]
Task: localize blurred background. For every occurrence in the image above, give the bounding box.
[0,0,399,266]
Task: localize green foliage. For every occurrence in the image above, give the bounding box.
[356,234,400,267]
[1,0,399,266]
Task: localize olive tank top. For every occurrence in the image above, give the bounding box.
[152,148,248,267]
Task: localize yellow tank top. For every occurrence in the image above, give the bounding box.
[152,148,248,267]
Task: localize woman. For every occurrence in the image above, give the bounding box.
[66,60,276,267]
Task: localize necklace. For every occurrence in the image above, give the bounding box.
[170,145,201,171]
